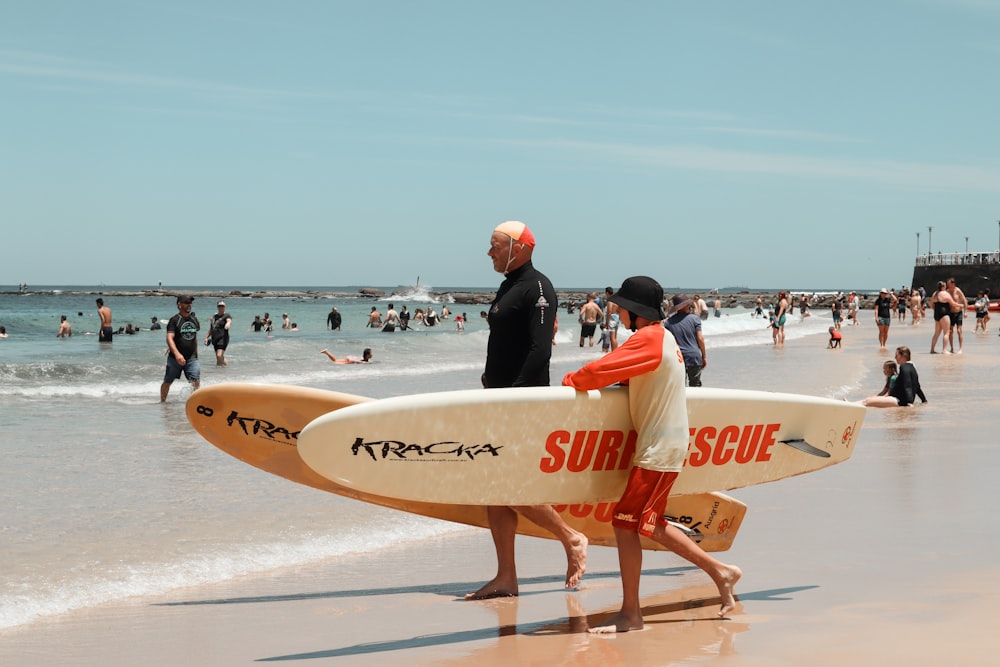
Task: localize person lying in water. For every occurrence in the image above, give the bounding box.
[320,348,372,364]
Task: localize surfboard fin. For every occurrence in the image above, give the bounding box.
[780,439,831,458]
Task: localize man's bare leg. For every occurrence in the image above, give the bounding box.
[654,523,742,617]
[514,504,588,588]
[466,505,520,600]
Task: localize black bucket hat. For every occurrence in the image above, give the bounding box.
[609,276,665,321]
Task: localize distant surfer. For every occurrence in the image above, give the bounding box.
[320,348,372,364]
[563,276,742,632]
[469,220,588,601]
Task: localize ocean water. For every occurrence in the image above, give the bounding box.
[0,286,869,630]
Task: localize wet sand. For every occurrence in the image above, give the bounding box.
[4,319,999,665]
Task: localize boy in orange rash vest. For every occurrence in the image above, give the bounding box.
[562,276,742,633]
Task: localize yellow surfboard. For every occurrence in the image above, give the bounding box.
[186,384,746,552]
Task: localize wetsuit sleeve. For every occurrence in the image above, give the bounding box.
[562,327,663,390]
[913,370,927,403]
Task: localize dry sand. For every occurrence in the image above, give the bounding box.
[4,320,1000,666]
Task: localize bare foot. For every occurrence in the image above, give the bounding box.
[716,565,743,617]
[587,612,643,634]
[465,577,518,600]
[565,534,588,589]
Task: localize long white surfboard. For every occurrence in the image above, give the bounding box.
[298,386,865,505]
[185,383,746,552]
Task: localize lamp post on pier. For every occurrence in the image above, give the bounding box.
[916,232,920,256]
[928,226,933,256]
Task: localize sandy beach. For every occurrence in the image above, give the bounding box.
[4,317,999,666]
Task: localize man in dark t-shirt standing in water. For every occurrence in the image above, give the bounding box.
[160,295,201,402]
[466,220,588,601]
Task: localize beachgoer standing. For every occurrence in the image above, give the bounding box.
[664,293,706,386]
[831,298,843,330]
[604,286,621,351]
[694,294,709,320]
[160,295,201,402]
[96,298,113,343]
[873,288,896,350]
[327,307,342,331]
[382,303,401,332]
[577,293,603,347]
[909,290,922,324]
[974,291,989,333]
[563,276,741,632]
[929,281,954,354]
[367,307,382,328]
[946,278,967,353]
[205,300,232,366]
[774,291,789,345]
[57,315,72,337]
[470,220,588,600]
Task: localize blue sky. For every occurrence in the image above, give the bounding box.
[3,1,999,289]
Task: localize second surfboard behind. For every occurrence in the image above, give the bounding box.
[186,383,745,552]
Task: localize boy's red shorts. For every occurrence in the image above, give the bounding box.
[611,467,679,537]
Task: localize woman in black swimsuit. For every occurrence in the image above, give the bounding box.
[930,281,953,354]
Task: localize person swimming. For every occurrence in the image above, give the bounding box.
[319,348,372,364]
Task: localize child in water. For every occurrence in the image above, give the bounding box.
[828,326,843,348]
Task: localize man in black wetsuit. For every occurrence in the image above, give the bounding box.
[466,221,588,601]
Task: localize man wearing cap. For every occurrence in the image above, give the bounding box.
[469,221,588,600]
[873,288,897,350]
[205,300,233,366]
[161,295,201,402]
[664,293,707,386]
